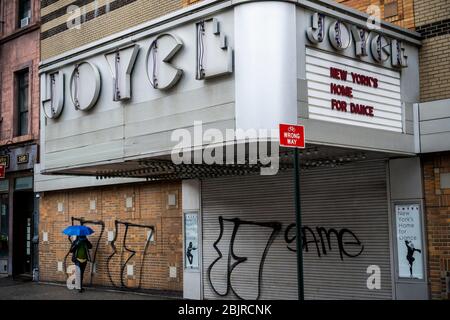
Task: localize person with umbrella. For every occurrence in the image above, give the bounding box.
[63,225,94,293]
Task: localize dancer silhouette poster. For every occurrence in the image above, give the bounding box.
[185,212,199,269]
[395,204,424,279]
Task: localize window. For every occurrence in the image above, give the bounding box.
[18,0,31,28]
[16,69,29,137]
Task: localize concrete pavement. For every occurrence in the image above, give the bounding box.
[0,277,178,300]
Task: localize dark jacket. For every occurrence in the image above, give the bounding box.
[70,237,92,263]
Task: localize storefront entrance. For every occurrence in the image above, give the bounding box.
[12,190,34,276]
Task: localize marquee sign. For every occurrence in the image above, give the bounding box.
[306,48,402,132]
[39,8,412,141]
[40,18,233,120]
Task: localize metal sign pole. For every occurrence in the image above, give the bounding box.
[294,148,304,300]
[279,123,305,300]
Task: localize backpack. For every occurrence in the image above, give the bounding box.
[75,241,89,261]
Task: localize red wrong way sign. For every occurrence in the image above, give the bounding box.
[0,165,5,179]
[279,124,305,148]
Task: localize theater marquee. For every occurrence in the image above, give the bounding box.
[305,11,407,133]
[306,48,402,132]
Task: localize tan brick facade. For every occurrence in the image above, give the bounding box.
[417,34,450,102]
[414,0,450,27]
[423,154,450,299]
[336,0,415,29]
[39,181,183,294]
[414,0,450,102]
[41,0,187,60]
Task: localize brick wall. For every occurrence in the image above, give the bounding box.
[414,0,450,102]
[423,153,450,300]
[0,0,40,144]
[0,32,41,143]
[185,0,417,30]
[41,0,188,60]
[182,0,202,6]
[39,181,183,294]
[416,34,450,102]
[414,0,450,27]
[336,0,415,29]
[1,0,40,35]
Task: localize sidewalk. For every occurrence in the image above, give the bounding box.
[0,277,178,300]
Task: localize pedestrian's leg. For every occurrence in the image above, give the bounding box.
[75,264,81,290]
[79,262,87,292]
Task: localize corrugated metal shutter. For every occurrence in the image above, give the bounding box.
[202,160,392,300]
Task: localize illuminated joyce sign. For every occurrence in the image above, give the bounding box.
[306,12,408,69]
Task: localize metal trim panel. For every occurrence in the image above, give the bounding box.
[419,98,450,121]
[421,132,450,154]
[301,118,415,154]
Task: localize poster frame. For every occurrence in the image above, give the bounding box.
[184,211,200,270]
[391,199,427,283]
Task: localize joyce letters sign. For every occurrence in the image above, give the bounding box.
[306,12,408,69]
[41,18,233,120]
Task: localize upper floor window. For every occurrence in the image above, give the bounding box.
[16,69,29,137]
[18,0,31,29]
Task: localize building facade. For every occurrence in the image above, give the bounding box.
[337,0,450,301]
[36,0,200,294]
[38,181,183,294]
[413,0,450,300]
[36,0,443,300]
[0,0,40,277]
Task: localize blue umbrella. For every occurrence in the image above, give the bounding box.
[62,225,94,236]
